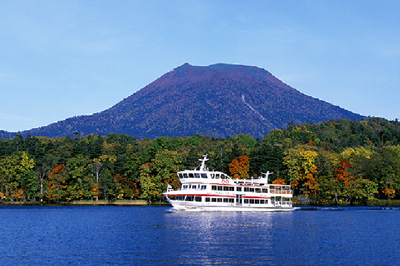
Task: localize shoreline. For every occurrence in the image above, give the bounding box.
[0,200,170,206]
[0,200,399,207]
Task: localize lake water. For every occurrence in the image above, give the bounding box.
[0,206,399,265]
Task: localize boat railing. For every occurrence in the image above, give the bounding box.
[270,189,292,195]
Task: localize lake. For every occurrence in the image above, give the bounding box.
[0,206,399,265]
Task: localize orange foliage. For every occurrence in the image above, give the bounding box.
[12,189,24,200]
[383,187,396,199]
[45,180,59,201]
[92,183,99,198]
[334,159,354,186]
[49,164,65,177]
[45,164,67,201]
[273,178,287,185]
[229,155,250,179]
[115,174,139,198]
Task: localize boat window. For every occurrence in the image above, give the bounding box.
[211,174,215,179]
[182,185,188,190]
[178,173,183,178]
[212,198,217,202]
[183,173,188,178]
[244,199,249,204]
[260,200,265,204]
[229,198,234,203]
[223,186,229,191]
[244,187,249,192]
[223,198,229,203]
[250,199,255,204]
[188,173,194,178]
[217,186,223,191]
[255,188,261,193]
[191,185,197,189]
[201,185,207,190]
[262,188,268,193]
[195,197,202,202]
[212,185,216,191]
[236,187,242,192]
[255,199,260,204]
[229,187,234,191]
[201,173,207,178]
[249,188,255,192]
[205,198,210,202]
[195,173,200,178]
[217,198,222,202]
[216,174,220,179]
[186,196,193,201]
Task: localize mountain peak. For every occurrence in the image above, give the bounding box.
[173,63,272,77]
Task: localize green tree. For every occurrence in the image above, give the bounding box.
[152,150,183,191]
[138,163,157,202]
[66,154,91,200]
[0,151,36,201]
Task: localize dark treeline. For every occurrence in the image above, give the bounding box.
[1,117,400,205]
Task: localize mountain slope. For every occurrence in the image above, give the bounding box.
[1,63,364,139]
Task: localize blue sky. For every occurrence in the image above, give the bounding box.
[1,0,399,132]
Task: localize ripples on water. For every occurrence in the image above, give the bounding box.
[0,206,399,265]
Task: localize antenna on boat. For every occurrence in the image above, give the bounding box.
[197,154,209,171]
[261,171,273,184]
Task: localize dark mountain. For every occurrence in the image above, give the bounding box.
[1,63,364,139]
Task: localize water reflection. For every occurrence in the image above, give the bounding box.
[1,206,399,265]
[163,210,294,265]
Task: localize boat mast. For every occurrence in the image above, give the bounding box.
[197,154,209,171]
[261,171,273,183]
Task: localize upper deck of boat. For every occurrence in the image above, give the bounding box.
[177,154,291,191]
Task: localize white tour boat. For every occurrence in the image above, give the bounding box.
[163,155,293,212]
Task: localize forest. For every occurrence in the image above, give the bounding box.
[1,117,400,206]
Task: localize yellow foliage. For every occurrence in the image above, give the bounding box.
[284,146,319,197]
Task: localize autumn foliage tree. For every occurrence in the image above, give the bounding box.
[229,155,250,179]
[45,164,67,202]
[284,146,319,198]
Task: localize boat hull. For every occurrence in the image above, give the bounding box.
[167,200,293,212]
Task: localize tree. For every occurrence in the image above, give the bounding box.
[284,146,319,199]
[45,164,67,202]
[91,154,117,201]
[152,149,183,190]
[66,154,91,200]
[115,174,139,200]
[251,143,284,179]
[138,163,157,202]
[0,151,36,201]
[229,155,250,179]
